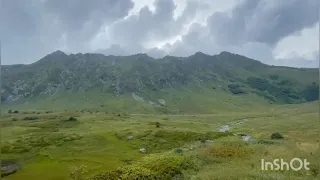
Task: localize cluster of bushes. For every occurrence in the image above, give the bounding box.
[228,84,246,95]
[89,154,194,180]
[247,77,319,103]
[270,132,284,140]
[67,117,78,121]
[1,133,83,154]
[8,110,19,114]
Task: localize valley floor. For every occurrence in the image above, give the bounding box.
[1,102,319,180]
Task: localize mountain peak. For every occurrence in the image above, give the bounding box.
[194,52,207,56]
[218,51,233,56]
[51,50,66,56]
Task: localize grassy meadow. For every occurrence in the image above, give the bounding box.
[0,100,319,180]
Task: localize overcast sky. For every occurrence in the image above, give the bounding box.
[1,0,319,67]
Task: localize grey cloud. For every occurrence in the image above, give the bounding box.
[2,0,318,68]
[44,0,133,31]
[207,0,319,46]
[152,0,319,67]
[1,0,133,64]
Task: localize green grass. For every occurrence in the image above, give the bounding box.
[1,101,319,180]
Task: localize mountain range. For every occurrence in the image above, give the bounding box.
[1,51,318,113]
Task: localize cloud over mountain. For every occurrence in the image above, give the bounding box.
[1,0,319,67]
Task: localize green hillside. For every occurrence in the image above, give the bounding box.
[1,51,318,113]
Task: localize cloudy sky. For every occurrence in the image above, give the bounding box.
[1,0,319,67]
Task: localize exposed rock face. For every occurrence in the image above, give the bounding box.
[158,99,166,106]
[1,160,21,177]
[219,125,230,132]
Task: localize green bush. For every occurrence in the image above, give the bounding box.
[155,122,161,128]
[228,84,246,94]
[69,165,88,180]
[247,76,303,103]
[68,117,78,121]
[13,110,19,114]
[8,110,12,114]
[270,132,284,140]
[310,164,319,177]
[90,154,194,180]
[1,133,82,154]
[247,77,269,91]
[203,145,252,158]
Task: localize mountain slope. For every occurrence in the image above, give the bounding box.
[1,51,318,113]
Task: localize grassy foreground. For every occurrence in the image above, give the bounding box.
[1,101,319,180]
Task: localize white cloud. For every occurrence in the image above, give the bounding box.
[273,23,319,61]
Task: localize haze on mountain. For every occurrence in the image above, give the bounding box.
[1,0,319,68]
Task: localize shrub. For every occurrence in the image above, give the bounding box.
[23,117,40,120]
[90,154,194,180]
[199,138,207,143]
[174,149,184,154]
[155,122,161,128]
[1,134,83,154]
[228,84,246,95]
[12,118,18,121]
[270,132,284,140]
[68,117,78,121]
[310,164,319,177]
[13,110,19,114]
[69,165,88,180]
[8,110,12,114]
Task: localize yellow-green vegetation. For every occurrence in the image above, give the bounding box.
[90,154,194,180]
[1,101,319,180]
